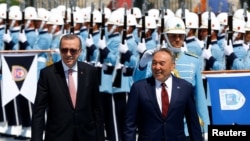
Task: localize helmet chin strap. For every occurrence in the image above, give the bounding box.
[50,25,57,34]
[9,20,16,29]
[164,33,182,53]
[108,25,116,35]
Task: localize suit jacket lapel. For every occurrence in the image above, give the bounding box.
[145,77,163,119]
[54,61,74,108]
[76,62,88,109]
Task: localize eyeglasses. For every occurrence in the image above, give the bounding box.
[60,48,80,55]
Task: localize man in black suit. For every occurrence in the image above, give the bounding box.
[31,34,104,141]
[123,48,203,141]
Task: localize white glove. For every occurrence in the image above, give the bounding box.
[18,31,27,43]
[243,43,249,51]
[202,45,212,60]
[137,38,146,54]
[3,30,12,43]
[119,41,129,54]
[139,49,155,68]
[98,37,106,49]
[86,34,94,47]
[196,38,204,49]
[224,40,234,56]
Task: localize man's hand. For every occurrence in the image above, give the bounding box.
[119,41,129,54]
[98,37,106,49]
[3,30,12,43]
[202,45,212,60]
[18,31,27,43]
[86,34,94,47]
[224,40,234,56]
[137,38,146,54]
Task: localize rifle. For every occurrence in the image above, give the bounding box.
[100,3,105,40]
[181,1,186,25]
[204,7,212,70]
[96,3,105,85]
[19,2,26,50]
[20,2,25,34]
[70,0,75,34]
[160,7,164,46]
[140,4,146,42]
[5,0,10,34]
[197,2,202,40]
[225,3,233,70]
[244,1,248,23]
[88,2,94,37]
[227,3,233,46]
[206,7,211,49]
[112,4,127,88]
[63,1,68,33]
[86,2,94,62]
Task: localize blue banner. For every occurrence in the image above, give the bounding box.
[207,75,250,125]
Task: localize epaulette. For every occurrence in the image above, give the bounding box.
[184,51,199,58]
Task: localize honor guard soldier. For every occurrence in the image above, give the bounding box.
[33,8,52,78]
[85,9,102,64]
[3,6,22,50]
[46,11,64,63]
[20,6,38,50]
[97,8,123,141]
[201,11,225,70]
[216,12,228,51]
[185,12,203,57]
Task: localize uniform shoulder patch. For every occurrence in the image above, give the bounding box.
[184,51,199,58]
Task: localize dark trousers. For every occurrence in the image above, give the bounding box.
[101,92,127,141]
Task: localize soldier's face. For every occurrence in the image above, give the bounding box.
[167,34,185,48]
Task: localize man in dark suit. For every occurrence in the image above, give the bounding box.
[31,34,104,141]
[123,48,203,141]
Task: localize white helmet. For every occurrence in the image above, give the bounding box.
[104,7,111,19]
[130,7,141,19]
[24,6,38,20]
[201,11,216,22]
[156,14,175,27]
[164,16,186,34]
[0,8,6,19]
[56,5,66,18]
[233,9,249,21]
[200,17,220,31]
[84,10,101,23]
[9,5,20,12]
[9,9,22,20]
[148,8,159,20]
[233,19,246,33]
[217,12,228,26]
[185,12,198,29]
[0,3,6,10]
[120,14,137,26]
[175,8,189,19]
[106,10,123,26]
[66,11,84,23]
[137,16,157,29]
[37,8,51,21]
[47,12,64,25]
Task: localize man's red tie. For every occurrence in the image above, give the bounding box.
[161,83,169,117]
[68,69,76,108]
